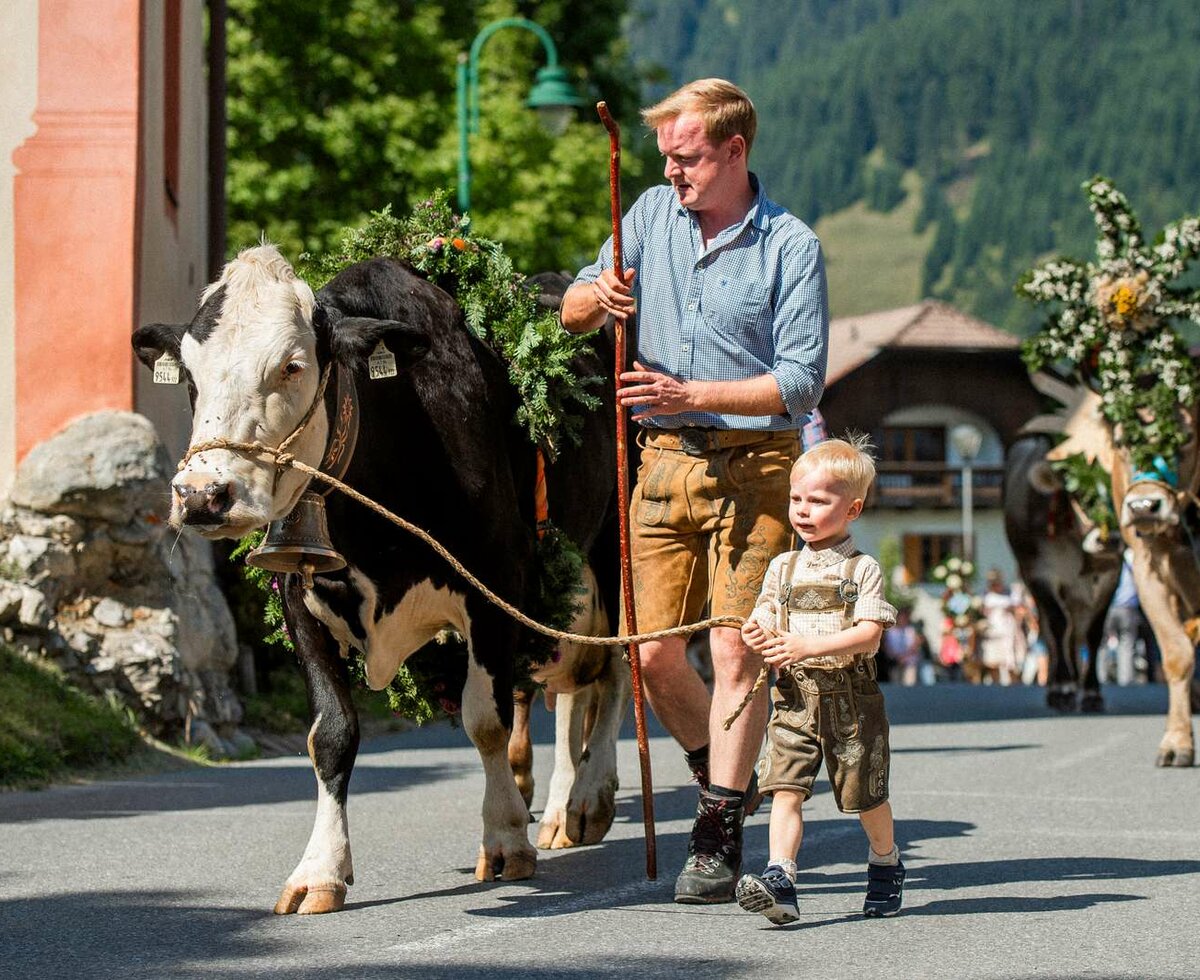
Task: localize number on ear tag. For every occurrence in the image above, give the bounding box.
[368,341,398,380]
[153,353,181,385]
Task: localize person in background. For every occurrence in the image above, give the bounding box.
[883,607,922,686]
[979,569,1019,685]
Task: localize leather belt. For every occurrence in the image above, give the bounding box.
[642,426,798,457]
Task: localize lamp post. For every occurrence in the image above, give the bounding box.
[950,423,983,562]
[456,18,584,214]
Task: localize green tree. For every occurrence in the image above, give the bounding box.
[226,0,644,275]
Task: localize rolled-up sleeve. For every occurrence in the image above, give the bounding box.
[852,558,898,627]
[770,235,829,421]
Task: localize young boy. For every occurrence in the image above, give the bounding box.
[736,436,903,924]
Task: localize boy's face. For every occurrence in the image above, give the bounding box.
[789,467,863,550]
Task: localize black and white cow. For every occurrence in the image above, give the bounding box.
[133,246,629,913]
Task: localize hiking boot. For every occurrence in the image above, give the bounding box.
[684,751,762,817]
[736,864,799,925]
[674,791,744,904]
[863,859,906,917]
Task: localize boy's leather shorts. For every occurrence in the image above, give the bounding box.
[624,427,798,634]
[757,658,891,813]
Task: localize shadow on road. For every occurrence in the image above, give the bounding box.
[0,759,466,825]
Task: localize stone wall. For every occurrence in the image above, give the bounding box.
[0,411,249,756]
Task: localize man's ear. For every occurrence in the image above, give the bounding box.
[132,322,186,370]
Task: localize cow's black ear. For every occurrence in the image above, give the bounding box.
[132,323,186,370]
[331,316,431,375]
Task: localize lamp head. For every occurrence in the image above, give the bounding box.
[527,65,584,135]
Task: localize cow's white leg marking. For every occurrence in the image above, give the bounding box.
[274,713,355,915]
[535,566,630,848]
[462,656,537,881]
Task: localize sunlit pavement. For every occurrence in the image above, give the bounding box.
[1,683,1196,979]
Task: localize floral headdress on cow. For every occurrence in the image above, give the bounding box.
[1019,177,1200,480]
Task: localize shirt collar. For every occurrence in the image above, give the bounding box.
[799,536,858,568]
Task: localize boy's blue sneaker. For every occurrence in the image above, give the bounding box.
[863,859,906,917]
[735,864,799,925]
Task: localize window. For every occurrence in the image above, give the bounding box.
[877,426,946,463]
[902,533,966,583]
[163,0,181,220]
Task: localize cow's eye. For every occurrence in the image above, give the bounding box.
[282,361,305,380]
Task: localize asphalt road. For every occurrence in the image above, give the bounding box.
[1,684,1198,980]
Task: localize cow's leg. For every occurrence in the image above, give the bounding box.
[463,610,537,881]
[275,581,360,915]
[538,682,591,849]
[1035,582,1077,711]
[1079,609,1106,714]
[509,687,535,813]
[1141,608,1196,767]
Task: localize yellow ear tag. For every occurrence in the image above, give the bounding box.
[153,353,181,385]
[368,341,398,380]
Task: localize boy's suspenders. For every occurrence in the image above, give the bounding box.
[777,551,865,634]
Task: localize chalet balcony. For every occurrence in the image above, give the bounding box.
[871,462,1004,509]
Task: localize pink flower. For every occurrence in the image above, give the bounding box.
[427,236,445,252]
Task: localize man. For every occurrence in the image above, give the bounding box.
[561,78,828,903]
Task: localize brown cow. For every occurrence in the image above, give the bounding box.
[1042,383,1199,765]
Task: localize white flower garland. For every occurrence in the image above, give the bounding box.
[1020,177,1200,475]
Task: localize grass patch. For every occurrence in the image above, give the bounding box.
[242,666,412,736]
[815,170,935,318]
[0,645,142,789]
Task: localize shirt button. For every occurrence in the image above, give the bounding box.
[686,303,696,311]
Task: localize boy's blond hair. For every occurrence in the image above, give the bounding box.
[641,78,757,155]
[791,434,877,500]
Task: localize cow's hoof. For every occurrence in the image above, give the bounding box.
[273,881,347,915]
[1155,746,1195,767]
[567,791,616,846]
[1046,687,1078,713]
[1080,692,1105,714]
[536,809,575,849]
[475,843,537,881]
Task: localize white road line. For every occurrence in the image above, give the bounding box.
[384,877,660,954]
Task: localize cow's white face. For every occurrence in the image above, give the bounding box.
[1121,478,1182,536]
[174,246,328,537]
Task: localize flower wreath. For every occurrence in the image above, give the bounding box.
[1019,177,1200,477]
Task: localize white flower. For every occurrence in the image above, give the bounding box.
[946,573,963,590]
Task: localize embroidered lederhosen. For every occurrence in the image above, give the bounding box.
[757,550,891,812]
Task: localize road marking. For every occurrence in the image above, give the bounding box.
[384,877,660,954]
[1044,731,1130,771]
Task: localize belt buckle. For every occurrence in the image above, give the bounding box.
[679,429,709,456]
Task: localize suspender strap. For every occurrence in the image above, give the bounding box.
[841,553,865,630]
[777,550,802,634]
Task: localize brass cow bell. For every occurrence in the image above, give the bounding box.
[246,491,346,588]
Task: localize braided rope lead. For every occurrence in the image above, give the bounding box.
[179,436,748,649]
[722,664,771,731]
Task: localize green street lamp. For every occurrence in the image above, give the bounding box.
[456,17,585,214]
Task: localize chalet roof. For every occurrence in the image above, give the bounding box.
[826,300,1020,385]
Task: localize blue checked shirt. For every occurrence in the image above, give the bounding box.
[574,175,828,431]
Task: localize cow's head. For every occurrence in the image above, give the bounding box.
[1121,468,1184,536]
[133,245,430,537]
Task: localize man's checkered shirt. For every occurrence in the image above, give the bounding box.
[749,536,898,670]
[573,176,828,431]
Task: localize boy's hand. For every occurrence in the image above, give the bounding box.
[761,634,814,669]
[741,619,775,652]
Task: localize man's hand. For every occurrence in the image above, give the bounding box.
[618,361,694,415]
[760,633,816,669]
[592,268,637,321]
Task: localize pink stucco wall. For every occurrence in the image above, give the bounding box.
[11,0,141,460]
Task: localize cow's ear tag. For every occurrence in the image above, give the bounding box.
[153,352,181,385]
[368,341,397,380]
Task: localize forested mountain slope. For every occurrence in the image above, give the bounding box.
[629,0,1200,329]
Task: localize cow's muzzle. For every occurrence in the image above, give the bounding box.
[174,476,233,526]
[1122,493,1179,531]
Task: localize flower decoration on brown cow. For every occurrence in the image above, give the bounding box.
[1019,177,1200,478]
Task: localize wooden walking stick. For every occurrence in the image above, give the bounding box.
[597,100,656,880]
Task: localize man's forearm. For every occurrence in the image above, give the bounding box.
[560,282,606,334]
[685,374,786,417]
